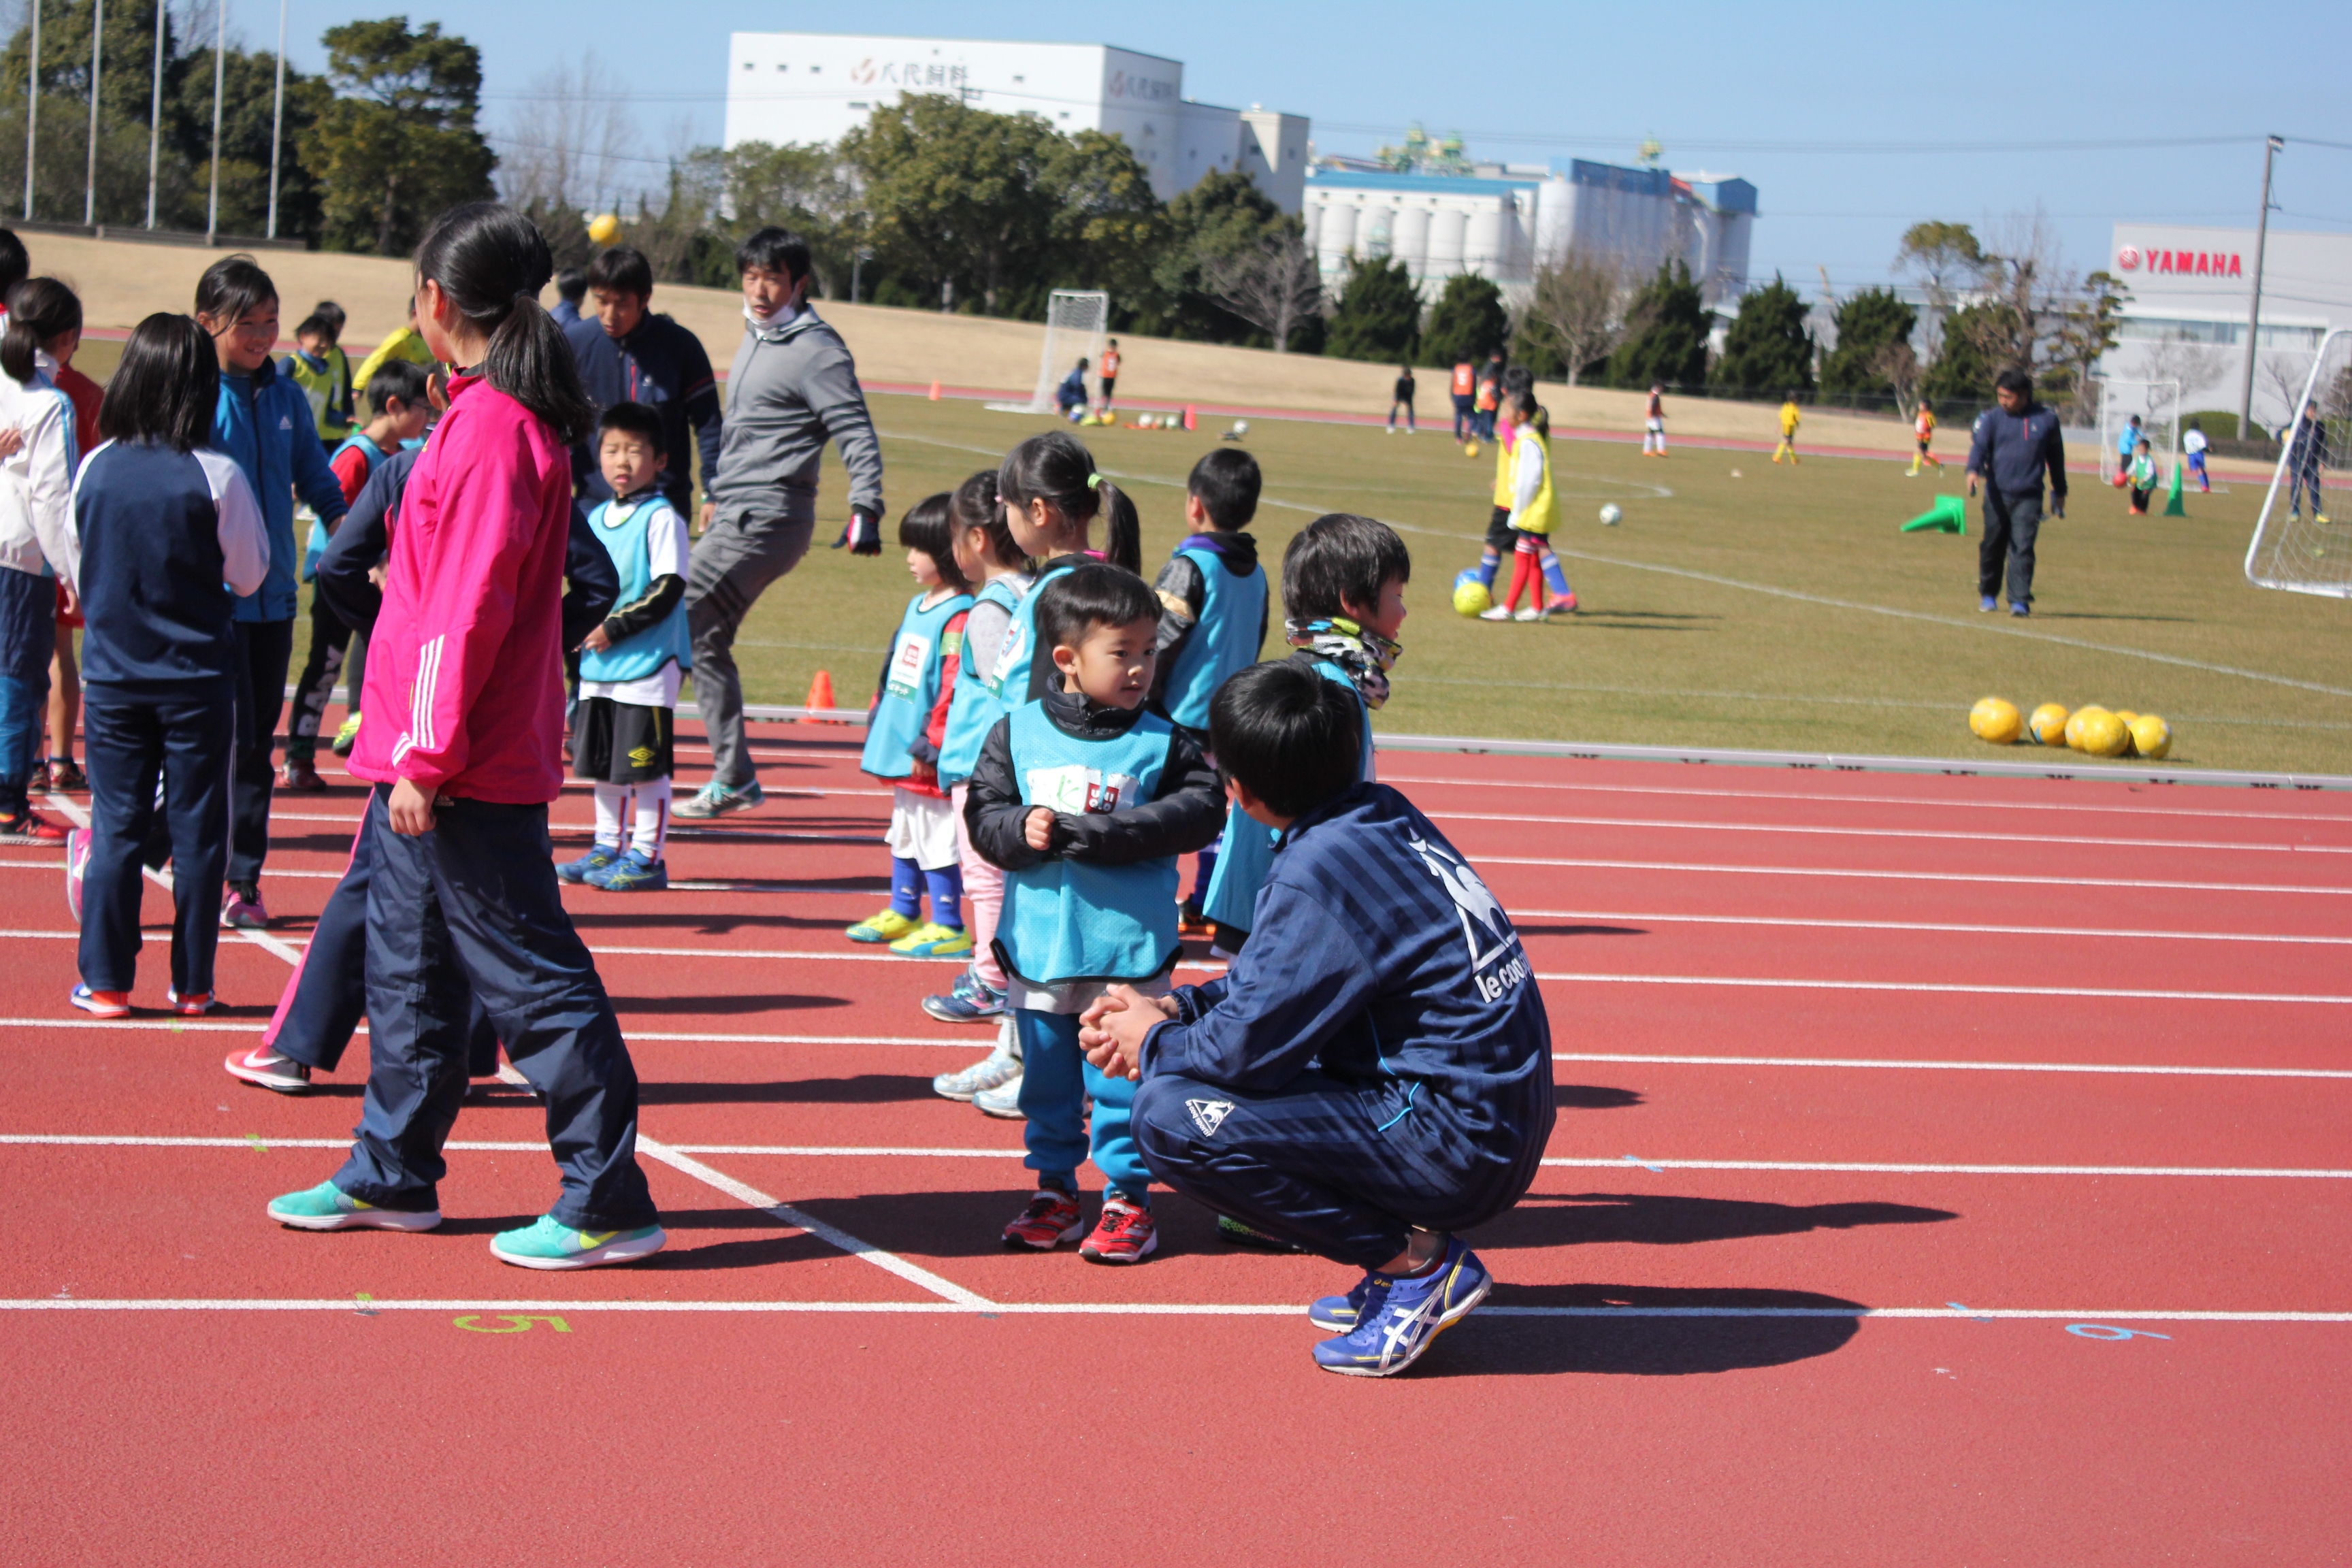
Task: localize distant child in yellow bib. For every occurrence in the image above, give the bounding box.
[1771,393,1801,464]
[1908,402,1940,476]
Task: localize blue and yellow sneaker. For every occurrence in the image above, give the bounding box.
[889,921,972,958]
[847,909,919,944]
[587,849,668,892]
[267,1179,440,1232]
[489,1213,667,1270]
[557,843,621,885]
[1310,1235,1490,1377]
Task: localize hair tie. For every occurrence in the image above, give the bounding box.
[1086,472,1102,491]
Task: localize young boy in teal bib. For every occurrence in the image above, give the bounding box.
[963,563,1222,1264]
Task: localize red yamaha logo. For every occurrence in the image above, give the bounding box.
[2117,246,2141,271]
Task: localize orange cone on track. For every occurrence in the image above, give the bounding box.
[928,380,941,401]
[804,669,840,723]
[1183,405,1198,431]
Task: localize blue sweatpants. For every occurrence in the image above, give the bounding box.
[332,788,655,1229]
[1014,1009,1150,1200]
[78,694,231,996]
[1132,1065,1554,1270]
[265,818,499,1076]
[0,564,56,819]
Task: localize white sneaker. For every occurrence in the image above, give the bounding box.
[934,1030,1021,1102]
[973,1072,1026,1120]
[1513,606,1543,622]
[1477,606,1512,622]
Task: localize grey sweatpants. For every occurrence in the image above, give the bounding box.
[685,493,817,788]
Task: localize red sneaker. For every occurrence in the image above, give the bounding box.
[1079,1196,1159,1265]
[0,808,67,843]
[1001,1189,1083,1250]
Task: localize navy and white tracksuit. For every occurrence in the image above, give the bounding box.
[1132,783,1556,1269]
[1200,654,1373,936]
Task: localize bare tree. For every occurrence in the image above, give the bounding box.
[1202,228,1322,354]
[1893,219,1985,364]
[495,53,641,217]
[1869,340,1923,418]
[1522,247,1627,386]
[2255,350,2320,435]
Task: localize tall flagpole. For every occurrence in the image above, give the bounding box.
[144,0,161,228]
[83,0,101,226]
[22,0,39,220]
[265,0,283,238]
[205,0,223,241]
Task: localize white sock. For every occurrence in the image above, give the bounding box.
[593,782,632,849]
[632,776,672,860]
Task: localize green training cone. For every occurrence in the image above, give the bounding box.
[1901,493,1967,534]
[2162,458,2187,517]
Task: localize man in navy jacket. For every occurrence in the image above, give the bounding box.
[565,246,722,517]
[1965,368,2068,617]
[1083,662,1554,1376]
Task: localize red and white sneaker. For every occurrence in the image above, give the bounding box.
[225,1045,311,1093]
[1001,1188,1083,1250]
[166,989,214,1017]
[1079,1196,1159,1265]
[64,826,90,919]
[69,983,129,1019]
[0,808,67,843]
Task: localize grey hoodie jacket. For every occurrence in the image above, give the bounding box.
[710,308,885,519]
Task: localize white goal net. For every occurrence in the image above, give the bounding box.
[990,290,1109,416]
[2245,327,2351,598]
[2096,378,2181,487]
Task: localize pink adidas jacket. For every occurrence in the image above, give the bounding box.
[350,375,572,804]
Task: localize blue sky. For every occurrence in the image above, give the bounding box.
[257,0,2351,295]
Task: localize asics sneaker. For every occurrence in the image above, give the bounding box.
[69,983,129,1019]
[933,1028,1021,1102]
[1311,1236,1491,1377]
[1002,1188,1083,1250]
[1079,1196,1158,1265]
[847,909,919,944]
[330,713,363,757]
[1308,1271,1382,1332]
[921,970,1007,1024]
[889,921,971,958]
[555,843,621,885]
[225,1045,311,1093]
[587,849,668,892]
[267,1179,440,1232]
[973,1072,1026,1120]
[64,826,90,919]
[673,779,764,819]
[490,1213,668,1270]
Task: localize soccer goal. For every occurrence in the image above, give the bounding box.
[989,290,1109,416]
[2244,327,2350,598]
[2096,378,2181,485]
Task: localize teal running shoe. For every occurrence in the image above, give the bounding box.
[557,844,621,884]
[267,1179,440,1232]
[490,1213,667,1271]
[587,849,668,892]
[1311,1236,1490,1377]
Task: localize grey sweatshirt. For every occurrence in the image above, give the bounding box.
[710,308,885,518]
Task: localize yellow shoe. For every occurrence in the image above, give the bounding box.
[889,921,973,958]
[847,909,920,944]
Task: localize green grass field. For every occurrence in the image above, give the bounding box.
[657,394,2346,776]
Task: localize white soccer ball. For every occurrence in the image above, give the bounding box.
[1232,420,1248,436]
[1598,504,1623,526]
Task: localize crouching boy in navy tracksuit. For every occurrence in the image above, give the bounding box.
[1086,659,1555,1376]
[1150,446,1267,932]
[964,563,1223,1264]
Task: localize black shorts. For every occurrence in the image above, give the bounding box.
[1484,504,1515,552]
[1100,376,1116,401]
[573,697,674,785]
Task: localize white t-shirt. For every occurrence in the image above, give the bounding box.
[2184,429,2208,455]
[580,498,691,709]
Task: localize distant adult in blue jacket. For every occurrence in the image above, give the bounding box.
[564,246,722,519]
[195,256,349,928]
[1965,368,2067,619]
[1084,661,1555,1377]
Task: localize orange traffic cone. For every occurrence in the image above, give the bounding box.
[928,380,941,401]
[1183,405,1198,431]
[804,669,840,723]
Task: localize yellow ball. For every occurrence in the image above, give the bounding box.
[2028,702,2070,745]
[2128,714,2172,760]
[2062,705,2103,750]
[2071,707,2129,757]
[1968,697,2022,745]
[1452,576,1493,617]
[2113,709,2140,725]
[587,213,620,246]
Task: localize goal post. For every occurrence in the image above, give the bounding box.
[2095,378,2181,486]
[2244,327,2351,598]
[988,290,1110,416]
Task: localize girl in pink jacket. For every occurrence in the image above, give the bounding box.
[266,203,664,1270]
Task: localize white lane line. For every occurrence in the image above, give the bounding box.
[0,1017,991,1047]
[634,1135,992,1309]
[1553,1051,2352,1079]
[1379,773,2352,828]
[1531,971,2352,1004]
[1507,909,2352,946]
[0,861,346,880]
[1476,853,2352,896]
[3,1296,2349,1322]
[15,1136,2350,1180]
[1431,808,2352,855]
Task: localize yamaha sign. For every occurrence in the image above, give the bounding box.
[2117,244,2243,278]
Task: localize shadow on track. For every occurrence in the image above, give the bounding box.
[1480,1191,1957,1249]
[635,1073,938,1105]
[1556,1084,1644,1109]
[1432,1283,1867,1376]
[609,992,850,1015]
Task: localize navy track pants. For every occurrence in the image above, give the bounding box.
[78,695,231,996]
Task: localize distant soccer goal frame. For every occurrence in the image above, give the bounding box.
[2095,378,2182,486]
[988,290,1110,416]
[2244,327,2351,599]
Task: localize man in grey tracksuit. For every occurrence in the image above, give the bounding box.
[1965,367,2067,618]
[678,227,886,818]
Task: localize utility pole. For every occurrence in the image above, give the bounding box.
[83,0,101,227]
[265,0,283,238]
[2236,135,2283,438]
[206,0,223,242]
[23,0,39,222]
[145,0,162,228]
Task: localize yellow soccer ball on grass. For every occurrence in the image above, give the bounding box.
[1968,697,2023,745]
[2027,703,2070,745]
[2127,714,2172,759]
[587,213,621,246]
[1452,569,1492,618]
[2069,706,2129,757]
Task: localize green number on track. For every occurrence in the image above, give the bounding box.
[453,1314,571,1334]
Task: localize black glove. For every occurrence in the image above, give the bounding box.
[832,508,883,555]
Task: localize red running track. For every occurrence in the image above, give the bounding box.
[2,723,2349,1565]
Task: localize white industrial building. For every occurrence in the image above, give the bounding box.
[1303,159,1757,305]
[2100,223,2351,433]
[723,32,1308,210]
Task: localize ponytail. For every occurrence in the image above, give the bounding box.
[1,277,81,385]
[414,202,595,446]
[999,429,1115,555]
[1100,481,1140,574]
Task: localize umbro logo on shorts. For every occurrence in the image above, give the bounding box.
[627,745,655,767]
[1186,1098,1233,1137]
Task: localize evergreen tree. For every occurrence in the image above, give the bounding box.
[1712,272,1814,395]
[1605,258,1710,389]
[1819,287,1916,396]
[1323,253,1420,363]
[1147,169,1288,342]
[1417,273,1508,368]
[304,19,494,256]
[1923,299,2008,406]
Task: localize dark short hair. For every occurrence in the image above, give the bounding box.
[586,246,653,299]
[555,267,587,303]
[1503,364,1535,398]
[365,357,430,416]
[597,398,665,454]
[1994,368,2033,398]
[736,226,811,284]
[1034,561,1160,657]
[310,299,346,336]
[1187,447,1260,531]
[193,253,278,325]
[1282,513,1410,624]
[898,491,970,593]
[0,228,28,297]
[1,277,79,383]
[1210,659,1361,819]
[293,312,335,342]
[99,311,218,452]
